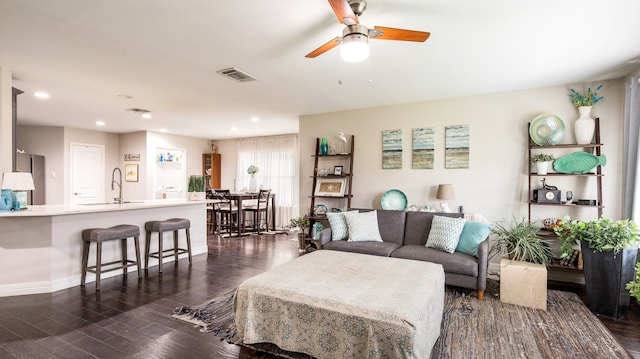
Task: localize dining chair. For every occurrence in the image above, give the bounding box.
[243,189,271,234]
[210,189,236,235]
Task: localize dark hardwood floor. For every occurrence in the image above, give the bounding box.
[0,233,638,358]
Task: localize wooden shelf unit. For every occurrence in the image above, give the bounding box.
[527,118,603,271]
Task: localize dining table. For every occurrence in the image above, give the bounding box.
[209,192,276,237]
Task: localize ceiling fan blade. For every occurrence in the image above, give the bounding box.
[305,37,342,58]
[328,0,359,25]
[372,26,430,42]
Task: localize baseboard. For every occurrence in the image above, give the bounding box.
[0,246,208,298]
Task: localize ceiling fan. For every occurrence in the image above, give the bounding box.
[305,0,430,62]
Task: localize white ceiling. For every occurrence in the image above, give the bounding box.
[1,0,640,140]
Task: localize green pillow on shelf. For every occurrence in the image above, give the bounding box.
[456,221,492,257]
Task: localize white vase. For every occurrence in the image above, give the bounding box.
[574,106,595,145]
[249,174,257,192]
[535,161,550,175]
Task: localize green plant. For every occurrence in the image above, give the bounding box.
[289,216,310,232]
[531,153,555,163]
[569,85,603,107]
[554,216,638,258]
[188,175,205,192]
[489,217,554,265]
[627,262,640,300]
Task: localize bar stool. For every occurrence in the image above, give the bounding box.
[81,225,142,291]
[144,218,192,273]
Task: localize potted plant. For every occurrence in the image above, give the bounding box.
[569,85,603,144]
[490,217,554,265]
[627,263,640,301]
[490,217,554,310]
[531,153,555,175]
[289,216,310,251]
[555,216,639,319]
[187,175,206,201]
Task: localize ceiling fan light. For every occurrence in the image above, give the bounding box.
[341,34,369,62]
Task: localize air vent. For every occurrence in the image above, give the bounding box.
[216,67,258,82]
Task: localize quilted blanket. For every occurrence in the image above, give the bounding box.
[234,250,445,358]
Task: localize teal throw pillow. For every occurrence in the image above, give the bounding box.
[343,210,383,242]
[456,221,492,257]
[426,215,465,253]
[326,212,349,240]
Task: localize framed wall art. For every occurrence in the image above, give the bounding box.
[125,164,139,182]
[412,127,435,169]
[314,178,347,197]
[445,124,470,169]
[382,129,402,169]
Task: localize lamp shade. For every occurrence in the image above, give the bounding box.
[2,172,35,191]
[436,184,455,200]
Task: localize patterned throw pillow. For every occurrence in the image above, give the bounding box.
[343,210,383,242]
[426,215,466,253]
[326,212,350,241]
[456,221,492,257]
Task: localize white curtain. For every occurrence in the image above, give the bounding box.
[236,134,299,229]
[623,77,640,223]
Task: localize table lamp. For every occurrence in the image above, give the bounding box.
[436,184,455,213]
[2,172,35,210]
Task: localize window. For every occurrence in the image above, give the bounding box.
[236,134,299,229]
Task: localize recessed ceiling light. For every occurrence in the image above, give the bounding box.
[96,121,105,126]
[230,127,238,131]
[160,128,167,133]
[141,113,152,119]
[251,117,259,122]
[34,91,49,99]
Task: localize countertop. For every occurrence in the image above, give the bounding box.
[0,199,206,217]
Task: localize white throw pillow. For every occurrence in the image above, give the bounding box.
[426,215,466,253]
[326,212,350,241]
[343,210,383,242]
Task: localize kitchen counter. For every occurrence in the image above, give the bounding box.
[0,199,207,297]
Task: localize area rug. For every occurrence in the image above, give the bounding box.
[172,282,632,359]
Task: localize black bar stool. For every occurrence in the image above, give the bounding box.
[144,218,192,273]
[81,225,142,291]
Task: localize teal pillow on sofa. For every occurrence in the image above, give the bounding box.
[456,221,492,257]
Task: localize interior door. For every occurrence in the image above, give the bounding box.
[71,143,104,204]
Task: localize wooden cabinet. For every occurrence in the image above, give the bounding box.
[308,136,355,231]
[527,118,603,271]
[202,153,221,190]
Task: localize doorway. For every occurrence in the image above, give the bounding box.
[70,143,105,204]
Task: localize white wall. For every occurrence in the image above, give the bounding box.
[216,138,239,191]
[120,131,147,201]
[16,125,65,204]
[146,131,210,199]
[299,80,625,224]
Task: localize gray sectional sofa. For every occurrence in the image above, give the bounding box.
[319,209,489,300]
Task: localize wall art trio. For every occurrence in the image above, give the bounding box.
[382,125,469,169]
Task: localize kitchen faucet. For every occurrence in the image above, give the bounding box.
[111,167,123,204]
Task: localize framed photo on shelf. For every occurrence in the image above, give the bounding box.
[314,178,347,197]
[333,165,343,176]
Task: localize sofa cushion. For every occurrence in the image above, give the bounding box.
[404,212,463,246]
[343,210,383,242]
[390,245,479,277]
[326,211,350,241]
[456,221,492,257]
[375,209,407,244]
[426,215,465,253]
[323,240,401,257]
